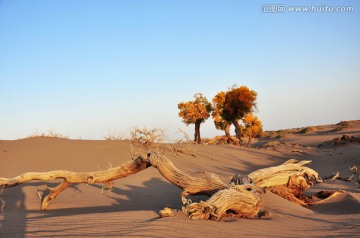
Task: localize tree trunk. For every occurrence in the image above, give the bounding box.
[224,124,231,137]
[194,120,201,144]
[232,120,242,143]
[247,133,252,147]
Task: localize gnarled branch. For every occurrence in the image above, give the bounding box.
[0,154,151,210]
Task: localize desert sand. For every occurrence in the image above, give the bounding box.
[1,120,360,237]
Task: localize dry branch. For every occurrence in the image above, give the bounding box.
[0,154,151,210]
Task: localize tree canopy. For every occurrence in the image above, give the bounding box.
[222,86,257,123]
[220,86,257,141]
[178,93,212,143]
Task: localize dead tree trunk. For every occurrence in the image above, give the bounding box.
[0,152,322,220]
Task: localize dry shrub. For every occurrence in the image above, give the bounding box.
[27,130,69,139]
[129,127,196,158]
[206,136,240,146]
[175,128,195,144]
[130,128,166,147]
[104,131,128,141]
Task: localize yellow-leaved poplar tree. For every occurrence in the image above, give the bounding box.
[178,93,212,144]
[242,113,263,147]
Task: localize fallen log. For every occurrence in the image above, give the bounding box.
[0,152,325,220]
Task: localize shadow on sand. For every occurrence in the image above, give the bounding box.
[0,185,27,238]
[1,177,196,237]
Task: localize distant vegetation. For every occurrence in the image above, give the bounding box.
[178,85,262,146]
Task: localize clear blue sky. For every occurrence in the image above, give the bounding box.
[1,0,359,140]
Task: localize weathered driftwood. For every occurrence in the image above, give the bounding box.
[248,159,319,205]
[183,184,263,220]
[0,152,322,220]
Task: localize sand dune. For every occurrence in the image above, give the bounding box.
[1,121,359,237]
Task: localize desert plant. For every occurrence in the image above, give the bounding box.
[178,93,212,144]
[175,128,194,144]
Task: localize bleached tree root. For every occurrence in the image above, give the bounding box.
[183,184,263,220]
